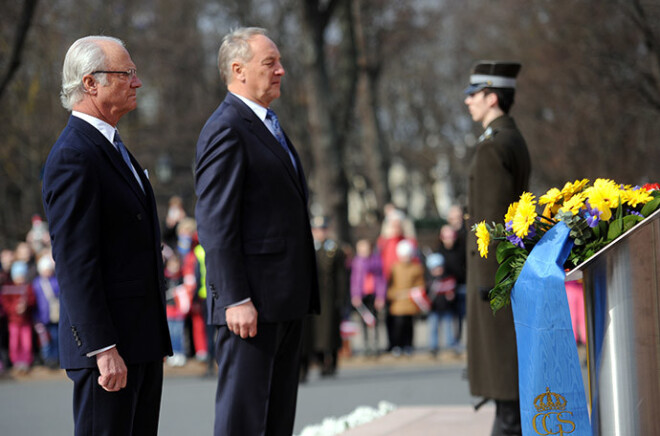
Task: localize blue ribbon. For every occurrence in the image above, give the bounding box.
[511,221,591,435]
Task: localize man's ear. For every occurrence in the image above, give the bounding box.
[231,62,245,82]
[81,75,98,95]
[485,91,499,108]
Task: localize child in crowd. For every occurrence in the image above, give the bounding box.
[425,253,458,356]
[32,254,61,368]
[387,240,425,356]
[177,219,208,362]
[350,239,387,357]
[164,255,190,367]
[0,261,36,373]
[0,249,14,372]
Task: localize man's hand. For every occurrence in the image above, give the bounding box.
[226,300,258,339]
[96,347,128,392]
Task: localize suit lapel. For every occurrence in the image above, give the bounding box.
[69,117,149,208]
[103,140,149,207]
[225,94,307,200]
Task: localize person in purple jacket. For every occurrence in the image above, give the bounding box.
[32,253,60,369]
[350,239,387,356]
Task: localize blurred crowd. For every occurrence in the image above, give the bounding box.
[0,199,586,379]
[0,197,217,377]
[343,204,468,362]
[299,203,470,383]
[0,214,59,374]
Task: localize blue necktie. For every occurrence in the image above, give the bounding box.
[266,109,297,171]
[114,132,144,193]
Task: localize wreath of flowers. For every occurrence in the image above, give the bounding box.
[473,179,660,312]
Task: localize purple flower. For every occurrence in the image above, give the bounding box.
[507,234,524,248]
[583,200,601,228]
[526,224,537,239]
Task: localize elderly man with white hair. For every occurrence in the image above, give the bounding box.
[42,35,172,436]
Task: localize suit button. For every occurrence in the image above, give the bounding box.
[136,213,142,220]
[212,292,218,299]
[76,340,82,346]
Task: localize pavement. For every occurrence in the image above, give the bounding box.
[0,349,499,435]
[342,405,494,436]
[0,315,589,436]
[2,315,540,435]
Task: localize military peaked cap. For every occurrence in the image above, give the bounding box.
[464,61,522,94]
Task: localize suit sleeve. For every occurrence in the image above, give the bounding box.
[43,145,118,355]
[195,122,251,308]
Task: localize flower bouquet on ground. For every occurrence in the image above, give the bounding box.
[474,179,660,313]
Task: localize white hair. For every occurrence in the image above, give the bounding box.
[37,254,55,275]
[217,27,267,85]
[396,239,414,260]
[60,35,125,110]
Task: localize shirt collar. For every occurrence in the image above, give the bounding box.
[71,111,118,144]
[230,92,268,122]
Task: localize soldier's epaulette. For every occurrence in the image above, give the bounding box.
[324,239,338,255]
[478,126,496,142]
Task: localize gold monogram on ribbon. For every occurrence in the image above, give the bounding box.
[532,387,576,435]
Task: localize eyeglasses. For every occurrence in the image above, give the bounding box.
[90,68,137,79]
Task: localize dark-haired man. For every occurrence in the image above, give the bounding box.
[464,61,531,436]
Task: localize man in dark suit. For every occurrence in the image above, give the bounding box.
[195,27,320,435]
[42,36,172,436]
[464,61,531,436]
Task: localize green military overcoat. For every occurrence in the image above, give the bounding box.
[466,114,531,401]
[309,239,346,352]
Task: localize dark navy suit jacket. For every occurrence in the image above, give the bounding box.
[195,93,320,325]
[42,115,172,369]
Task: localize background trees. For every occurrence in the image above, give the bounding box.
[2,0,659,249]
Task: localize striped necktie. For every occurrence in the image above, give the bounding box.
[266,108,297,171]
[114,132,144,193]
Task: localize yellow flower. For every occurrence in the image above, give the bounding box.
[621,187,652,208]
[561,179,589,201]
[504,202,518,224]
[539,187,562,219]
[476,221,490,258]
[539,188,562,205]
[584,178,621,221]
[559,192,586,215]
[512,192,537,238]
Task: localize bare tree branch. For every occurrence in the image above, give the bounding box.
[0,0,39,102]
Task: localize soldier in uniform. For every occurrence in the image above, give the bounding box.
[464,61,531,435]
[300,216,346,380]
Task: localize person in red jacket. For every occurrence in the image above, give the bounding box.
[0,261,36,373]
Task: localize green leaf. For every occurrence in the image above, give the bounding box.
[641,196,660,217]
[614,196,624,221]
[495,242,518,264]
[592,220,607,239]
[495,260,514,284]
[607,217,624,240]
[489,278,514,313]
[622,214,643,232]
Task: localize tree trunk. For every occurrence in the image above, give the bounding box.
[353,0,391,217]
[300,0,353,243]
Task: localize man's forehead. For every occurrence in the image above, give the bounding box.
[250,36,280,57]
